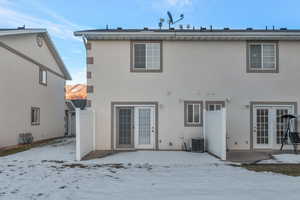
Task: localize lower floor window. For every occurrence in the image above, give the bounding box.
[184,101,203,127]
[207,104,222,111]
[31,107,40,125]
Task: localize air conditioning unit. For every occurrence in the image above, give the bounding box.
[19,133,34,145]
[191,138,204,153]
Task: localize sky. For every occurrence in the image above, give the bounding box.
[1,0,300,85]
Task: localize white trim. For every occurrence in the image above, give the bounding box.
[132,42,161,70]
[134,106,155,149]
[248,42,277,70]
[186,103,202,125]
[252,104,295,150]
[0,29,47,36]
[113,104,156,150]
[75,30,300,41]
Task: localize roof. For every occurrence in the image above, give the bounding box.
[65,84,87,100]
[74,28,300,41]
[0,28,71,80]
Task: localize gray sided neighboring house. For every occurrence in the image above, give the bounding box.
[0,28,71,149]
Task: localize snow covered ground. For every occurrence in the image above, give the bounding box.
[1,138,300,200]
[259,154,300,164]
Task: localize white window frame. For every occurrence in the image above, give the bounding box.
[131,41,162,72]
[248,42,278,72]
[207,103,222,111]
[39,67,47,86]
[31,107,40,126]
[184,101,203,127]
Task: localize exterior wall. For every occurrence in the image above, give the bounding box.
[0,36,65,148]
[87,40,300,151]
[0,34,64,77]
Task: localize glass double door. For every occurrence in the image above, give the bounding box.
[253,105,294,149]
[117,106,155,149]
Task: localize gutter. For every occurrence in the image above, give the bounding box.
[74,30,300,41]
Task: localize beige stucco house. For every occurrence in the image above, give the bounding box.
[74,28,300,153]
[0,28,71,149]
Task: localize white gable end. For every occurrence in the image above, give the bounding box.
[0,34,65,77]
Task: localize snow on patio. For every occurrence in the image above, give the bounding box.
[259,153,300,164]
[1,138,300,200]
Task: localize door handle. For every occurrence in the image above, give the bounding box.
[253,127,257,132]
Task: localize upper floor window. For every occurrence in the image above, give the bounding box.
[131,41,162,72]
[39,67,47,86]
[247,42,278,73]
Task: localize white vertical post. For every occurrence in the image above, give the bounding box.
[203,108,206,152]
[75,108,81,161]
[221,108,227,160]
[67,112,71,136]
[92,110,96,151]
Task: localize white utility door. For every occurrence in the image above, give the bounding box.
[253,105,294,149]
[134,106,155,149]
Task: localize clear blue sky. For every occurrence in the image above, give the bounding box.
[1,0,300,84]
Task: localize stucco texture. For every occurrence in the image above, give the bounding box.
[0,34,65,148]
[87,40,300,151]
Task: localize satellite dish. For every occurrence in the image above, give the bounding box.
[167,11,174,24]
[166,11,184,29]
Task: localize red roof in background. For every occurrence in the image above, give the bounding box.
[65,84,87,100]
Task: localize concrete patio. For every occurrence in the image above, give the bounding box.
[227,151,272,164]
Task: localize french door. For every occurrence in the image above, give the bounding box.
[134,106,155,149]
[116,106,155,149]
[253,105,294,149]
[116,107,134,148]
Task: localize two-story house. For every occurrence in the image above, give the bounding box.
[74,28,300,153]
[0,28,71,149]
